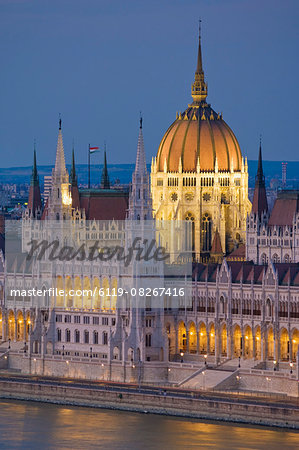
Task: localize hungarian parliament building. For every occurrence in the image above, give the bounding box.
[1,31,299,383]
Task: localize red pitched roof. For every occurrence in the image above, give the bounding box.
[79,190,129,220]
[268,191,299,226]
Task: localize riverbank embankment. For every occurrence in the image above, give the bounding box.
[0,374,299,429]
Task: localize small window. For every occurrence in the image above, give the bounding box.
[84,331,89,344]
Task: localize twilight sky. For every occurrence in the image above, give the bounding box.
[0,0,298,168]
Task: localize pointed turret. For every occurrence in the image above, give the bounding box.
[47,118,72,220]
[128,116,152,220]
[210,229,223,263]
[28,147,42,217]
[191,21,208,103]
[252,138,268,216]
[134,116,147,175]
[101,149,110,189]
[54,118,67,178]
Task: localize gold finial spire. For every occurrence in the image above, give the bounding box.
[191,20,208,103]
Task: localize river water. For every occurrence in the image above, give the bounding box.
[0,399,298,449]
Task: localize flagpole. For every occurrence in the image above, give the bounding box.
[88,144,90,189]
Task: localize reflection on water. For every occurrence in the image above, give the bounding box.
[0,399,298,450]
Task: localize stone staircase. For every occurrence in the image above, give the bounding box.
[180,368,235,390]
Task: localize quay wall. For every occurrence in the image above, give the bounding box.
[0,378,299,429]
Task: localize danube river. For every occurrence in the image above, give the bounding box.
[0,399,298,449]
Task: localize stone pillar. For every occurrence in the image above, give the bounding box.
[207,329,210,355]
[196,328,200,355]
[174,323,178,355]
[289,337,293,362]
[252,333,256,360]
[14,318,17,342]
[227,327,232,359]
[186,325,189,353]
[23,309,26,341]
[215,327,220,364]
[274,329,279,365]
[2,317,6,342]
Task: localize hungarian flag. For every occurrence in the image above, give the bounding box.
[90,146,99,154]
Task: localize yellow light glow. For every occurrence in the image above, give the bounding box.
[211,333,214,337]
[245,336,249,340]
[256,336,260,341]
[293,339,296,343]
[200,332,203,336]
[190,331,193,336]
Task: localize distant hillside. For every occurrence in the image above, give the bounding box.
[0,161,299,188]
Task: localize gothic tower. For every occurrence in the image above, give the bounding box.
[128,117,152,220]
[47,119,72,220]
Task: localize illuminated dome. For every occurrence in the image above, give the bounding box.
[156,30,242,173]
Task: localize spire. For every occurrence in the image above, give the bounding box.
[54,117,67,177]
[256,136,264,183]
[191,20,208,103]
[252,137,268,216]
[70,144,77,187]
[134,114,147,175]
[28,145,42,216]
[31,144,39,186]
[101,146,110,189]
[128,116,152,220]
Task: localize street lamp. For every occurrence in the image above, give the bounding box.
[90,347,93,359]
[204,354,207,366]
[62,345,65,356]
[238,356,241,368]
[180,352,184,363]
[24,341,26,354]
[202,371,205,390]
[290,362,293,374]
[273,360,276,371]
[8,338,11,350]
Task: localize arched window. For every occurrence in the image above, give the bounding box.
[57,329,61,342]
[185,212,195,251]
[272,254,279,263]
[103,331,108,345]
[261,253,267,265]
[284,254,290,263]
[65,329,71,342]
[93,331,99,345]
[266,299,272,317]
[84,330,89,344]
[145,334,152,347]
[75,329,80,343]
[201,213,212,252]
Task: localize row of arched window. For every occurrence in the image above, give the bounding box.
[57,329,108,345]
